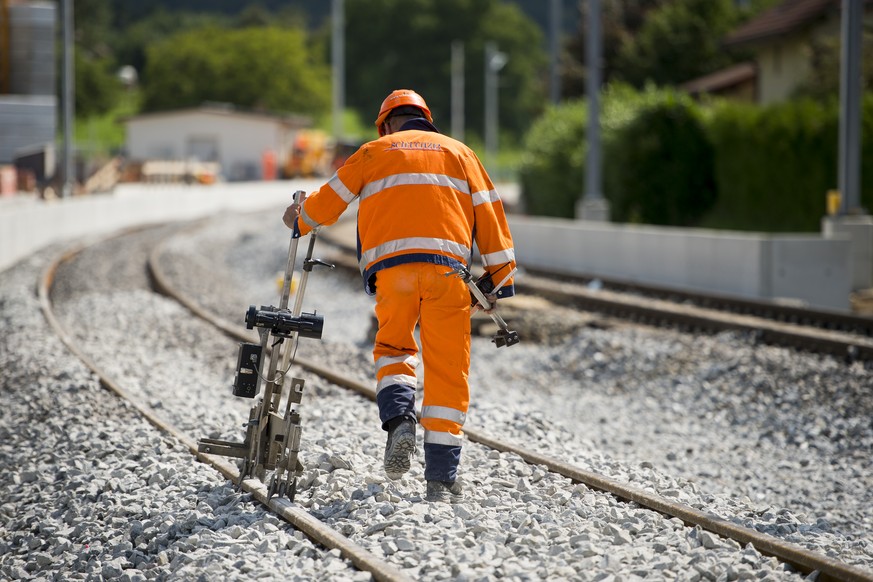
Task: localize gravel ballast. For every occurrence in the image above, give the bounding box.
[1,209,871,581]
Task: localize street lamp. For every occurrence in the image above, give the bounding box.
[331,0,344,142]
[484,42,507,177]
[62,0,74,199]
[451,41,465,141]
[577,0,609,221]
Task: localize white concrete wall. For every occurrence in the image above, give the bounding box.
[0,180,324,274]
[126,113,289,181]
[508,215,852,311]
[823,215,873,291]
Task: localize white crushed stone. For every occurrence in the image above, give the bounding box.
[1,209,871,581]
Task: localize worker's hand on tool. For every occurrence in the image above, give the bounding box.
[282,202,300,229]
[471,293,497,315]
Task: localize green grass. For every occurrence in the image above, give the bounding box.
[74,90,141,160]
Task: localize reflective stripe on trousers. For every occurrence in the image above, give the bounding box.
[373,262,471,481]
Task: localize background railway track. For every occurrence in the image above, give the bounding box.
[3,211,868,582]
[317,224,873,362]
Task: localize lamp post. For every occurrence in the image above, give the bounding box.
[576,0,609,221]
[549,0,561,104]
[451,40,465,141]
[331,0,344,142]
[61,0,74,199]
[838,0,862,215]
[484,42,507,177]
[822,0,870,292]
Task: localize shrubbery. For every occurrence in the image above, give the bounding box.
[604,89,715,226]
[517,101,586,218]
[519,86,873,232]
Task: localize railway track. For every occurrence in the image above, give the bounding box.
[317,227,873,362]
[33,219,873,581]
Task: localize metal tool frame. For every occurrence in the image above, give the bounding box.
[198,190,332,500]
[447,264,520,348]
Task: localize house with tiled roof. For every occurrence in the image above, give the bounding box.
[684,0,869,104]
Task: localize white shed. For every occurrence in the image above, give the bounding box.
[124,104,310,181]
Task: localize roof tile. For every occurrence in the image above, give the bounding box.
[724,0,837,46]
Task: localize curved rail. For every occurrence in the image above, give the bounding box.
[148,227,873,582]
[38,229,414,582]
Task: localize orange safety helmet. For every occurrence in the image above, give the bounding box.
[375,89,433,136]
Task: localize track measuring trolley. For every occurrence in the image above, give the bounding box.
[198,191,333,501]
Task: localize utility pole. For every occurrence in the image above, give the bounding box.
[331,0,344,142]
[823,0,871,292]
[484,42,507,177]
[451,41,464,141]
[61,0,74,198]
[549,0,561,104]
[838,0,862,214]
[577,0,608,220]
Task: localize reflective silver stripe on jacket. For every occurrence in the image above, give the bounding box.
[360,237,472,271]
[421,405,466,426]
[300,205,320,229]
[471,188,499,206]
[423,429,464,447]
[329,173,357,204]
[360,173,470,200]
[376,374,417,394]
[375,353,420,372]
[481,248,515,267]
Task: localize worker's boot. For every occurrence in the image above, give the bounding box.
[384,417,416,479]
[425,479,464,503]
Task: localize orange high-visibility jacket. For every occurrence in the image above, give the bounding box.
[296,126,516,297]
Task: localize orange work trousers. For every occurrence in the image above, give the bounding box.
[373,262,471,480]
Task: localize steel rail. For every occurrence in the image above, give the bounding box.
[317,229,873,361]
[520,268,873,336]
[148,228,873,582]
[520,275,873,361]
[38,230,414,582]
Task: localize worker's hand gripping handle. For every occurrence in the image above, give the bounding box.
[447,265,519,348]
[279,191,306,310]
[283,190,306,238]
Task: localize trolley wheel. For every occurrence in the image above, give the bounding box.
[287,478,297,502]
[267,475,278,499]
[277,481,287,499]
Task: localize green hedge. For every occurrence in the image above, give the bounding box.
[519,87,873,232]
[704,98,871,232]
[604,90,716,226]
[518,85,653,218]
[517,100,587,218]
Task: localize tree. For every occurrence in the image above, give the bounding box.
[63,0,120,118]
[341,0,547,140]
[73,53,122,118]
[614,0,738,87]
[141,26,330,116]
[562,0,781,97]
[563,0,671,97]
[112,9,232,82]
[794,30,873,101]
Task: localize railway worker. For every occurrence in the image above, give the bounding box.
[283,89,516,503]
